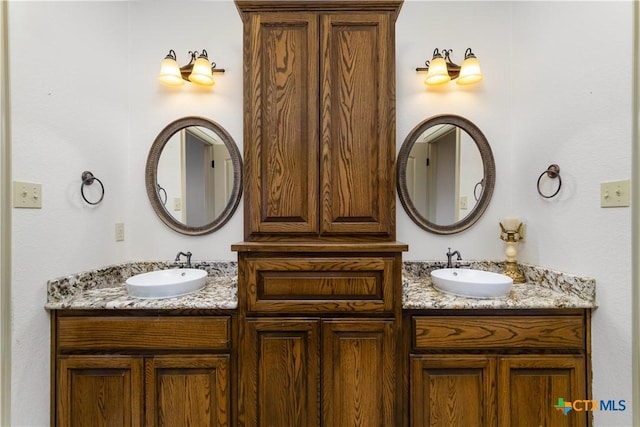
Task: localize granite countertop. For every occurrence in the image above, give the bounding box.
[45,260,596,311]
[45,261,238,310]
[403,261,596,310]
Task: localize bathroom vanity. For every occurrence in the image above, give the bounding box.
[49,1,595,426]
[47,260,595,427]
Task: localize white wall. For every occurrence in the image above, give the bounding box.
[397,1,513,260]
[126,0,244,263]
[6,1,635,425]
[511,3,633,426]
[9,2,129,425]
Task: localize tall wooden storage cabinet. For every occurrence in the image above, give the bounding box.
[233,1,405,426]
[237,0,401,241]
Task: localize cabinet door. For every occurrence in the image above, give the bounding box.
[145,355,230,427]
[498,355,587,427]
[57,355,143,427]
[240,318,320,427]
[322,319,397,426]
[409,355,497,427]
[320,12,395,237]
[244,12,320,237]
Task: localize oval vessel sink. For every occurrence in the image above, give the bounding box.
[430,268,513,299]
[125,269,207,299]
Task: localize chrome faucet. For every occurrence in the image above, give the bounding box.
[175,251,192,268]
[446,248,462,268]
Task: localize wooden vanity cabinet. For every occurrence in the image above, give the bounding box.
[234,245,406,427]
[234,2,405,425]
[236,0,402,241]
[406,310,590,427]
[52,311,235,427]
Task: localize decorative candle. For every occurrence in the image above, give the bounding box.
[501,216,521,231]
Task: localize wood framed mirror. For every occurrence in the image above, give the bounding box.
[145,116,242,235]
[397,114,495,234]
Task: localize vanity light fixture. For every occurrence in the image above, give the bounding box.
[416,48,483,86]
[158,49,225,87]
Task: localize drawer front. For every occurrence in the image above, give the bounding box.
[244,257,396,313]
[57,316,230,352]
[413,315,585,350]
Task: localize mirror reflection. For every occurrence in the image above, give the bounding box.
[406,123,483,224]
[146,117,242,235]
[397,115,495,235]
[157,126,235,225]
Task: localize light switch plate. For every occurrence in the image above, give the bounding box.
[115,223,125,242]
[459,195,468,210]
[600,179,630,207]
[13,181,42,208]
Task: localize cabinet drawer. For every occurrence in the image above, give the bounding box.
[413,315,585,350]
[57,316,230,352]
[244,257,396,313]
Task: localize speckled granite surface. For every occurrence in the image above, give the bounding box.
[46,261,238,310]
[46,260,595,311]
[403,261,596,309]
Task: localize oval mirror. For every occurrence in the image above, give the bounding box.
[397,114,495,234]
[146,116,242,235]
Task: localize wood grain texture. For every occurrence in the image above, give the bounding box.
[245,12,319,236]
[235,0,404,16]
[410,355,497,427]
[414,316,585,350]
[240,318,320,427]
[241,5,397,241]
[322,319,397,426]
[244,256,396,313]
[57,355,143,427]
[57,316,230,352]
[498,355,587,427]
[320,12,395,237]
[145,355,230,427]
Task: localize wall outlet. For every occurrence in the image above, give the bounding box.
[13,181,42,209]
[459,195,468,210]
[600,179,630,208]
[174,197,182,211]
[115,223,125,241]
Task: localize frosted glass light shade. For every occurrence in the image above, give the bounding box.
[188,56,215,86]
[424,56,451,86]
[158,57,184,86]
[457,56,483,85]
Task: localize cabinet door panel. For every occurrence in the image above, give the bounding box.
[498,356,586,427]
[322,319,397,426]
[245,12,319,236]
[57,356,143,427]
[320,13,394,237]
[241,318,320,427]
[145,355,230,427]
[410,355,497,427]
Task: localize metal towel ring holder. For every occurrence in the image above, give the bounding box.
[81,171,105,205]
[473,179,484,202]
[537,164,561,198]
[157,183,168,206]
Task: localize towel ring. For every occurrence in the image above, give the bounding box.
[473,179,484,201]
[537,164,561,198]
[157,184,168,206]
[81,171,104,205]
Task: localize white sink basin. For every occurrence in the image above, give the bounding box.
[430,268,513,299]
[125,269,207,299]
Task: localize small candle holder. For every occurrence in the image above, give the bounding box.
[499,217,526,284]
